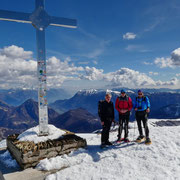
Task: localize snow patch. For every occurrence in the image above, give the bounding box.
[36,148,88,171]
[18,125,66,144]
[0,139,7,149]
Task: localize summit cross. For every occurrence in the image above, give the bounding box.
[0,0,77,135]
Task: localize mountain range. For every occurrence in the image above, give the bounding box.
[1,88,180,140]
[50,89,180,119]
[51,108,101,133]
[0,99,101,140]
[0,88,71,106]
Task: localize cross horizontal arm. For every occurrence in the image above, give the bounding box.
[50,16,77,28]
[0,10,31,23]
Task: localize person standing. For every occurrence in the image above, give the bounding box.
[115,89,133,142]
[98,93,115,147]
[134,90,151,144]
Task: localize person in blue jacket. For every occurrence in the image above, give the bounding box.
[134,90,151,144]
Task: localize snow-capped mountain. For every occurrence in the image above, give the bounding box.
[50,89,122,115]
[50,89,180,119]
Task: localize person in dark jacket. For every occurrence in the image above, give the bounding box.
[134,89,151,144]
[115,89,133,142]
[98,93,115,146]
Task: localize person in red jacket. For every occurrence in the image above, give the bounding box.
[115,89,133,142]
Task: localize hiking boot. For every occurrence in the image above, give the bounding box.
[117,137,121,141]
[117,137,122,142]
[105,141,113,146]
[136,135,145,142]
[145,137,152,145]
[124,138,130,143]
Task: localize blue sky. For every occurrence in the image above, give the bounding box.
[0,0,180,92]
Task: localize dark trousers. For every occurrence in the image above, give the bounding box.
[118,112,129,139]
[101,118,112,144]
[136,111,149,137]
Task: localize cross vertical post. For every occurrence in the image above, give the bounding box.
[34,0,48,135]
[36,29,48,135]
[0,0,77,136]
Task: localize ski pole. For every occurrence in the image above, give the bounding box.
[133,119,136,141]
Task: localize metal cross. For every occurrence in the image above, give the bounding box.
[0,0,77,136]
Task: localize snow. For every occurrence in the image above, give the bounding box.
[36,119,180,180]
[0,119,180,180]
[0,139,6,149]
[17,125,66,144]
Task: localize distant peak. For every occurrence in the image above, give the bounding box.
[77,89,98,95]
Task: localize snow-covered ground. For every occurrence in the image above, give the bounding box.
[0,119,180,180]
[41,119,180,180]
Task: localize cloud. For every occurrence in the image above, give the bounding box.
[80,66,104,81]
[149,72,159,76]
[0,45,32,59]
[78,61,90,65]
[154,48,180,68]
[93,60,98,65]
[105,68,156,87]
[0,45,179,89]
[0,45,36,89]
[143,61,153,65]
[125,45,150,52]
[80,67,178,88]
[0,45,84,89]
[154,57,174,68]
[171,48,180,66]
[123,32,136,40]
[156,78,179,86]
[144,19,162,32]
[176,73,180,77]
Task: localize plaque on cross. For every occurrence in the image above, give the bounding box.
[0,0,77,136]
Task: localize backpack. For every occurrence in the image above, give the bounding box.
[118,95,129,102]
[136,96,146,102]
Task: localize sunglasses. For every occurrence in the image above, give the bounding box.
[138,93,143,95]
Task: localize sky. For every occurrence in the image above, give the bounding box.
[0,0,180,93]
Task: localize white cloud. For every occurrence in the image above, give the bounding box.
[0,45,84,89]
[123,32,136,40]
[0,45,179,90]
[0,45,32,59]
[176,73,180,77]
[80,67,178,88]
[0,45,36,89]
[154,57,174,68]
[125,45,150,52]
[143,61,153,65]
[154,47,180,68]
[105,68,156,87]
[156,78,179,86]
[149,72,159,76]
[80,66,104,81]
